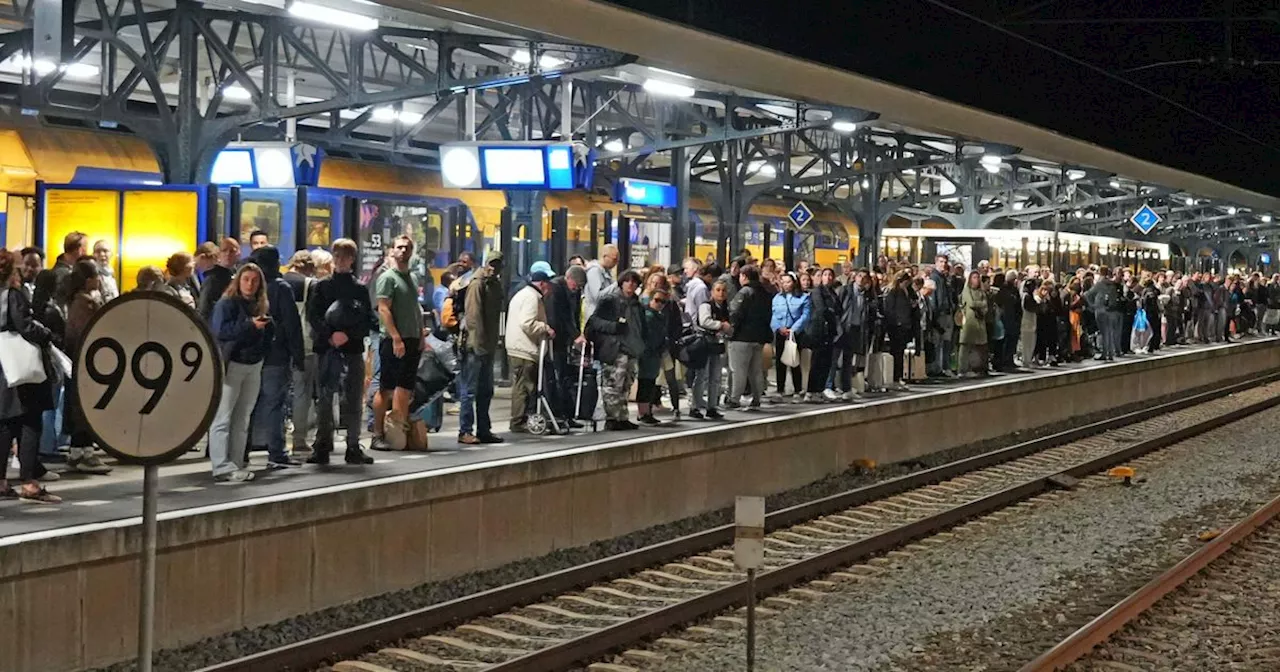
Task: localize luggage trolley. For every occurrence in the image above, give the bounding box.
[526,340,564,436]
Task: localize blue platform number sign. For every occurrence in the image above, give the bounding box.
[788,201,814,229]
[1130,204,1162,235]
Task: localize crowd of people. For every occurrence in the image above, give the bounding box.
[4,228,1275,504]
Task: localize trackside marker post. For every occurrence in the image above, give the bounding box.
[73,293,222,672]
[735,495,765,672]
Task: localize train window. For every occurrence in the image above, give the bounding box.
[240,199,282,244]
[306,205,331,246]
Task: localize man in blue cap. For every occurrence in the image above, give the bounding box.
[504,263,555,433]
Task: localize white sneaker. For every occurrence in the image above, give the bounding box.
[216,469,255,483]
[895,381,910,392]
[37,470,60,482]
[822,389,839,401]
[841,391,856,402]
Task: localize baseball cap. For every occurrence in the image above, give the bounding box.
[529,260,555,278]
[529,270,551,282]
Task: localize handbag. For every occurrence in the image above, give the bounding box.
[781,333,801,368]
[0,291,46,388]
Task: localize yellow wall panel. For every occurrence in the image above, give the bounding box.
[19,127,159,185]
[120,191,198,292]
[44,189,119,271]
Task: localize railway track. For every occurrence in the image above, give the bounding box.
[1020,488,1280,672]
[196,372,1280,672]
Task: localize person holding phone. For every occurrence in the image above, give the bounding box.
[209,263,273,482]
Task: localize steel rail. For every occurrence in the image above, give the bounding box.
[194,370,1280,672]
[483,381,1280,672]
[1018,490,1280,671]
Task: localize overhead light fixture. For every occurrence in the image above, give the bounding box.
[287,1,379,30]
[980,154,1002,167]
[602,139,625,153]
[861,178,870,189]
[223,84,251,100]
[511,50,564,69]
[63,62,99,79]
[643,78,695,98]
[1066,169,1086,180]
[1109,180,1121,189]
[371,107,398,122]
[1263,215,1273,223]
[32,58,56,76]
[1227,206,1238,215]
[831,120,857,133]
[398,110,423,125]
[1012,201,1025,211]
[647,66,693,80]
[1185,197,1195,206]
[749,161,776,177]
[1073,209,1082,219]
[981,162,1000,174]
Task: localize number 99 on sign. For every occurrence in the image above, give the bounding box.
[85,338,204,414]
[74,294,222,464]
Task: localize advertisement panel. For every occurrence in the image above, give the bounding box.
[121,190,198,291]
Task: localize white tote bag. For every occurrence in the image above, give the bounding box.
[780,333,801,368]
[0,290,46,387]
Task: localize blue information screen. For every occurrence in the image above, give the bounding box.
[481,147,547,187]
[614,178,678,208]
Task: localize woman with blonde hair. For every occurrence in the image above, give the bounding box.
[208,263,272,482]
[311,249,334,279]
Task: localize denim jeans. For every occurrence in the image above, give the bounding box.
[250,364,292,463]
[458,352,494,437]
[365,333,381,430]
[291,353,317,448]
[691,352,722,411]
[38,382,64,457]
[210,361,263,477]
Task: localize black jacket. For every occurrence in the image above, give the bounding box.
[728,283,772,344]
[996,284,1021,332]
[545,276,581,351]
[197,265,234,323]
[882,286,913,333]
[588,291,645,361]
[0,288,54,418]
[307,271,377,354]
[805,285,838,345]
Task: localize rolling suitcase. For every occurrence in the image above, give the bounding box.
[571,343,600,431]
[865,350,893,391]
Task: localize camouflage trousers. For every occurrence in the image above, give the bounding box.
[600,353,636,421]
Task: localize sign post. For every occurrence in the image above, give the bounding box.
[788,201,814,230]
[74,293,222,672]
[734,496,765,672]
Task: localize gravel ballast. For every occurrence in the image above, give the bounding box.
[85,375,1262,672]
[645,400,1280,672]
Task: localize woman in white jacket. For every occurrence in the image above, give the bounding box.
[504,271,555,432]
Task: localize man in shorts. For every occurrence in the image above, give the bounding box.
[371,235,425,450]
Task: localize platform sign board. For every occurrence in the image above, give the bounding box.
[734,496,765,570]
[1130,204,1162,235]
[788,201,814,230]
[75,292,222,464]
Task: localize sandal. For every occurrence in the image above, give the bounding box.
[18,487,61,504]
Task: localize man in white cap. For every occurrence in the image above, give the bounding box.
[505,264,555,433]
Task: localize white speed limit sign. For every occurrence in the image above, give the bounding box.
[75,292,222,465]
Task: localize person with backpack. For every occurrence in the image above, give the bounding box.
[305,238,377,465]
[283,251,317,456]
[458,251,505,445]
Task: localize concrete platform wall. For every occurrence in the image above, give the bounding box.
[2,342,1276,671]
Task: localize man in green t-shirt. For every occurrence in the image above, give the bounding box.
[371,235,425,450]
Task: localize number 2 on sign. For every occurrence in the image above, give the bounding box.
[84,337,203,414]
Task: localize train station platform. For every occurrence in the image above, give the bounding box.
[3,338,1277,672]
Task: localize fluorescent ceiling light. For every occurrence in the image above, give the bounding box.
[982,163,1000,174]
[602,139,625,153]
[1012,201,1025,211]
[511,50,563,68]
[861,178,871,189]
[63,62,99,79]
[1227,206,1238,215]
[1185,197,1195,206]
[287,1,378,30]
[1109,180,1121,188]
[371,107,398,122]
[224,85,251,100]
[1066,169,1087,180]
[1073,210,1082,219]
[643,78,695,98]
[1263,215,1273,223]
[32,58,56,76]
[979,154,1001,166]
[398,111,423,125]
[749,161,776,177]
[831,120,857,133]
[647,66,693,80]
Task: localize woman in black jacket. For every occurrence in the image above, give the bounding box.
[1141,279,1163,353]
[0,250,57,503]
[881,271,914,390]
[804,269,838,403]
[726,265,771,408]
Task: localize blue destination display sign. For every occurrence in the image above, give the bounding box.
[613,178,678,208]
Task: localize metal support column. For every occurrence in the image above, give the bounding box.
[498,207,515,383]
[589,213,600,260]
[671,146,692,263]
[550,207,568,272]
[762,221,772,264]
[618,214,632,271]
[295,186,307,251]
[228,186,242,241]
[448,206,463,262]
[603,210,614,245]
[783,229,796,272]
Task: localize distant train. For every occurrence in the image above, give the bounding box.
[0,124,1198,290]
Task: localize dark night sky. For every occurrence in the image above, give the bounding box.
[602,0,1280,197]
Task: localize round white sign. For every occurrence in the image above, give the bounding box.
[74,292,222,464]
